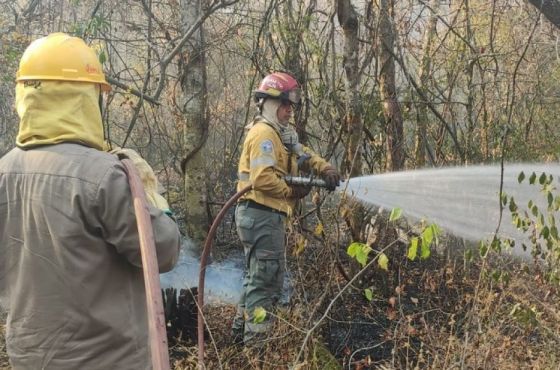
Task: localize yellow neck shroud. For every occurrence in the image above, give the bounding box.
[16,81,104,150]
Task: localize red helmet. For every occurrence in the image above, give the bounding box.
[254,72,301,104]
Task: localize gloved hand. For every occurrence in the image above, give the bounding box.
[281,126,311,168]
[320,165,341,191]
[280,126,299,149]
[289,184,311,199]
[111,148,172,214]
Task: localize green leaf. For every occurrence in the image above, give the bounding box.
[364,288,373,301]
[539,172,547,185]
[518,171,525,183]
[421,226,434,247]
[513,214,521,229]
[529,172,537,184]
[378,253,389,271]
[347,242,371,267]
[408,237,419,260]
[253,307,267,324]
[431,224,442,237]
[389,208,403,222]
[548,192,554,208]
[509,197,518,212]
[541,226,550,239]
[531,205,539,217]
[421,239,431,259]
[347,242,360,258]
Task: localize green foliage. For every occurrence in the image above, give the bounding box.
[364,288,373,301]
[509,303,539,328]
[70,15,111,39]
[408,237,419,260]
[389,207,402,221]
[253,307,267,324]
[378,253,389,271]
[408,223,440,261]
[347,242,372,267]
[503,171,560,283]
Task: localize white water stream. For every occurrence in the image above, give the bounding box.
[162,163,559,303]
[342,163,559,254]
[160,241,293,304]
[160,242,245,304]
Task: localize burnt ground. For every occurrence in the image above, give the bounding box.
[164,229,560,369]
[1,211,560,369]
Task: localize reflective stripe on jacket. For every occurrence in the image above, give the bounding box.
[0,143,181,370]
[237,118,330,216]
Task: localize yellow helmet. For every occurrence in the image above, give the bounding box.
[16,32,111,91]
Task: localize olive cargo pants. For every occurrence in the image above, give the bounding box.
[231,201,286,345]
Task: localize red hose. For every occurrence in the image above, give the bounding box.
[197,185,252,368]
[121,158,170,370]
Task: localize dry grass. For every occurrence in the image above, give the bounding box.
[1,230,559,369]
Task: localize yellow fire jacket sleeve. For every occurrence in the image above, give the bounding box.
[300,145,331,175]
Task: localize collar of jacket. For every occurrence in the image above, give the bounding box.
[247,115,285,136]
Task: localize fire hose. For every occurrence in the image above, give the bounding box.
[121,158,170,370]
[197,176,331,368]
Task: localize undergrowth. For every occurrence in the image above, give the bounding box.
[1,201,559,369]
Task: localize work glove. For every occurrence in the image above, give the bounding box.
[281,126,311,167]
[280,126,299,148]
[111,148,172,215]
[320,165,341,191]
[289,184,312,200]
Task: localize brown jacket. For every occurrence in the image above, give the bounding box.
[0,143,181,370]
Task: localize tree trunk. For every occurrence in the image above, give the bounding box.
[337,0,369,241]
[415,0,438,167]
[377,0,405,171]
[464,0,477,162]
[179,0,209,251]
[337,0,362,178]
[277,0,316,145]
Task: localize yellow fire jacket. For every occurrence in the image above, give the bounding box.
[237,117,330,216]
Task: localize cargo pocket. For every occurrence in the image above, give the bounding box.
[235,211,255,245]
[252,258,281,286]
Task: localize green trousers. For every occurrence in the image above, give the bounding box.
[231,202,286,345]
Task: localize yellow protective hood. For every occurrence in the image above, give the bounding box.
[16,81,104,150]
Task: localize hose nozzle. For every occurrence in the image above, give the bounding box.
[284,175,328,188]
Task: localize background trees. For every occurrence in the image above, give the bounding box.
[2,0,559,235]
[2,1,560,367]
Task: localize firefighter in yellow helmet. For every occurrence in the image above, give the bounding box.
[231,72,341,346]
[0,33,181,369]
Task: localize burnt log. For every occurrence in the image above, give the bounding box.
[162,287,207,344]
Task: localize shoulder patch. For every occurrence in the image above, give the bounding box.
[260,139,274,154]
